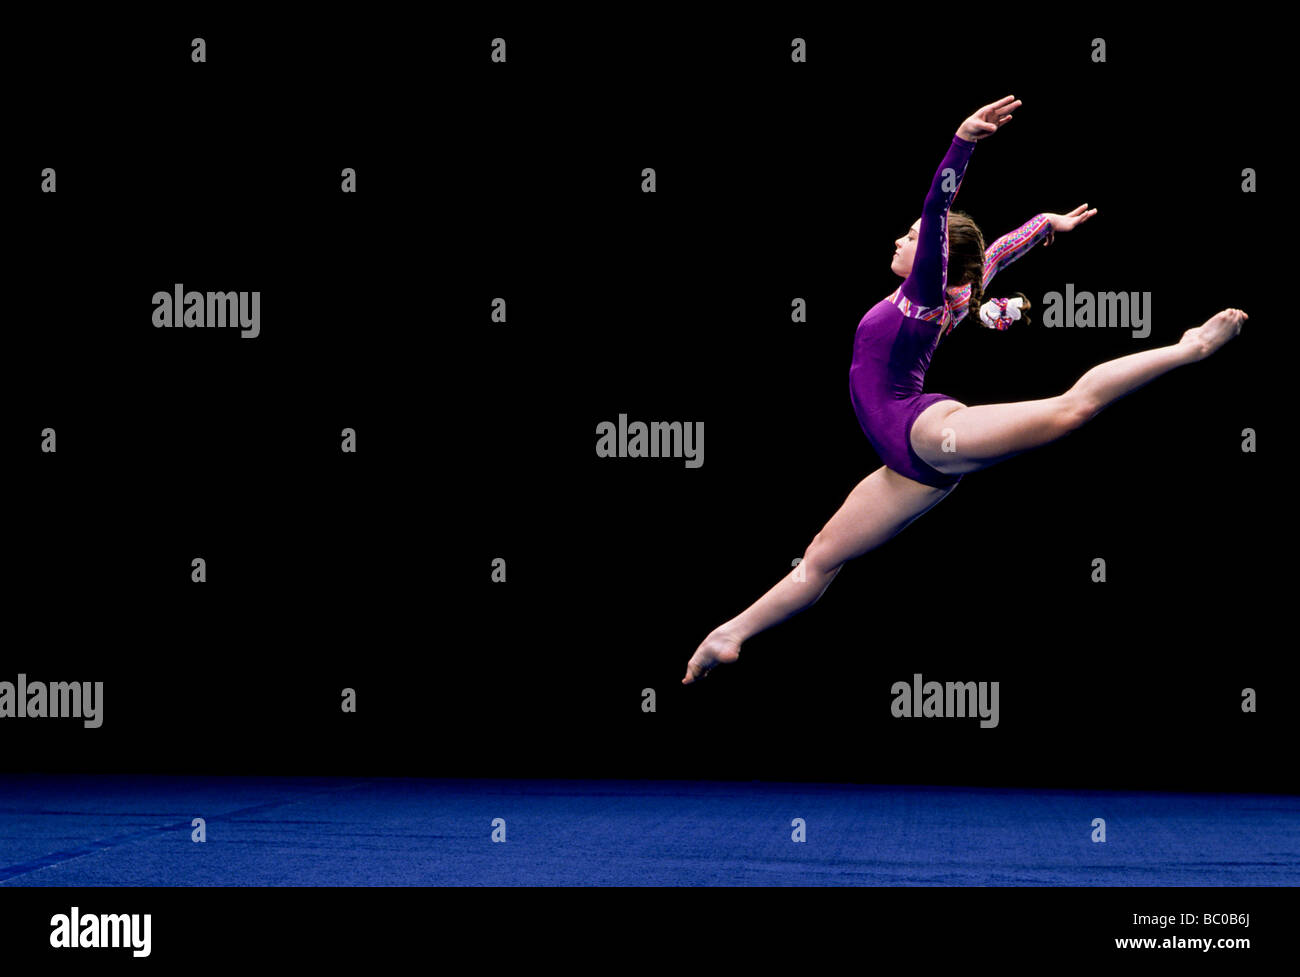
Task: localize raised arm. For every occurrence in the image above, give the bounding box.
[945,204,1097,332]
[902,96,1020,310]
[900,134,976,309]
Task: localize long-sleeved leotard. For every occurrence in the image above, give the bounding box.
[848,133,976,488]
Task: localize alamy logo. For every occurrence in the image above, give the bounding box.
[0,674,102,728]
[595,413,704,468]
[152,284,260,338]
[50,907,150,957]
[1041,284,1151,338]
[891,674,999,728]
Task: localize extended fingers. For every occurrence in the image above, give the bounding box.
[974,96,1019,126]
[989,97,1021,120]
[1062,205,1098,230]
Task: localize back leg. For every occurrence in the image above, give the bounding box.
[683,466,955,684]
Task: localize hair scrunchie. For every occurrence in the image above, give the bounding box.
[979,296,1024,330]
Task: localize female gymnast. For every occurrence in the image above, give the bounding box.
[683,94,1247,685]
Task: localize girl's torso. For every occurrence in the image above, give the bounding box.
[850,288,951,407]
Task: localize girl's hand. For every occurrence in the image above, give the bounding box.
[1042,204,1098,246]
[957,96,1020,142]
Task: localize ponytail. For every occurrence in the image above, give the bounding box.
[977,291,1032,330]
[946,213,1033,333]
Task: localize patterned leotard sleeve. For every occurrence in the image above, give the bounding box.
[900,134,977,313]
[944,213,1053,334]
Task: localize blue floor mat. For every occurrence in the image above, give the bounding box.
[2,776,1297,885]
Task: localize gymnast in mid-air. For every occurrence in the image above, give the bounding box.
[683,94,1246,685]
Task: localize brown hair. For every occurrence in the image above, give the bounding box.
[947,211,1032,327]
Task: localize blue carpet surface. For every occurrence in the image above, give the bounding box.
[1,776,1296,885]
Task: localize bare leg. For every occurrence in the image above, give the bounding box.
[912,308,1248,475]
[683,466,954,684]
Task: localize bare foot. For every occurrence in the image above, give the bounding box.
[683,627,742,684]
[1181,308,1247,359]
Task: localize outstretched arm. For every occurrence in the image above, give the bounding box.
[945,214,1053,323]
[985,205,1096,290]
[902,96,1020,309]
[982,213,1054,289]
[946,204,1098,330]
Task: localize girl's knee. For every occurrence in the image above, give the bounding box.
[802,534,841,578]
[1060,391,1098,432]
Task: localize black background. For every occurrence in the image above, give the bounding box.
[4,14,1291,792]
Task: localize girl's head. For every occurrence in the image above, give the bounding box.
[889,220,921,278]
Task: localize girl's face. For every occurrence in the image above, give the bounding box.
[891,220,920,277]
